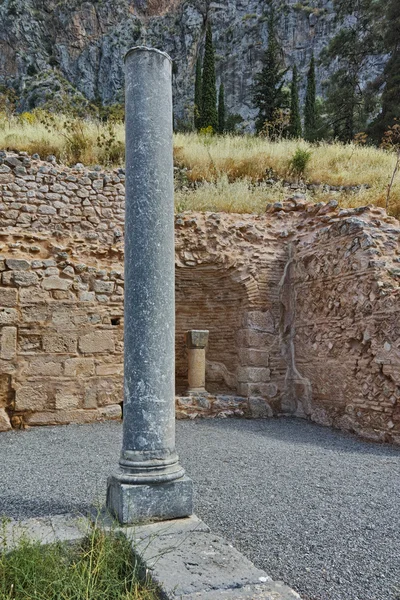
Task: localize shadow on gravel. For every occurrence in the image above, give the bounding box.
[194,417,400,457]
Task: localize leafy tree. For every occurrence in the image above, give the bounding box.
[218,82,226,134]
[253,12,288,134]
[304,55,317,141]
[288,64,302,138]
[194,56,202,130]
[370,0,400,141]
[321,0,384,142]
[201,22,218,131]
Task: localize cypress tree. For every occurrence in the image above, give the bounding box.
[253,12,288,134]
[370,0,400,140]
[194,56,202,130]
[201,22,218,131]
[304,55,317,141]
[218,82,226,134]
[289,65,302,138]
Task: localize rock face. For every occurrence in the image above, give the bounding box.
[0,0,383,126]
[0,151,399,445]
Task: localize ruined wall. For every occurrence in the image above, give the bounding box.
[289,206,400,444]
[0,153,399,444]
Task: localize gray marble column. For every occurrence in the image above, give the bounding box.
[107,47,193,524]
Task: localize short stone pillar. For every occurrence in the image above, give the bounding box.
[106,47,193,524]
[186,330,209,393]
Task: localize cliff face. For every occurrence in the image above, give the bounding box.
[0,0,347,125]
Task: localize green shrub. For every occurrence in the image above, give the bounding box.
[289,147,312,179]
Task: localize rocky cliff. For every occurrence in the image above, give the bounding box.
[2,0,377,128]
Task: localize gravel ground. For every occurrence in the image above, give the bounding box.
[0,418,399,600]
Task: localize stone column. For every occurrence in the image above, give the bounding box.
[107,47,193,525]
[186,330,209,393]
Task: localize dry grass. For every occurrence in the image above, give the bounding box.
[1,114,399,217]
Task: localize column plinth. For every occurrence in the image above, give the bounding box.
[106,47,193,525]
[186,330,209,393]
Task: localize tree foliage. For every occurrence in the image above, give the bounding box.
[304,55,317,141]
[194,56,202,131]
[218,82,226,134]
[288,65,302,138]
[253,13,288,134]
[201,22,218,131]
[321,0,384,142]
[370,0,400,141]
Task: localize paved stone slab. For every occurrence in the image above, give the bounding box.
[181,581,301,599]
[132,529,273,597]
[1,514,87,551]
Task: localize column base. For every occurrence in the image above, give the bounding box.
[106,474,194,525]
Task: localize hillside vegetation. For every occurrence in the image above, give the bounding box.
[0,115,399,218]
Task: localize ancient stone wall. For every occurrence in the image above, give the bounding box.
[289,208,400,444]
[0,153,125,245]
[0,153,399,444]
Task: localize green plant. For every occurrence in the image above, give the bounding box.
[288,64,302,139]
[200,22,218,131]
[289,147,312,179]
[0,517,157,600]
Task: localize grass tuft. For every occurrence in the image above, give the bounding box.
[0,518,157,600]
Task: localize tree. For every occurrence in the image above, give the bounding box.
[194,56,202,130]
[304,55,317,141]
[288,65,302,138]
[370,0,400,141]
[201,22,218,131]
[218,82,226,134]
[321,0,384,142]
[253,13,288,134]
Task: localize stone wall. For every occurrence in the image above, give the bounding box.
[0,153,399,444]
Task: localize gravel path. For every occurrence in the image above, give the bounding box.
[1,418,399,600]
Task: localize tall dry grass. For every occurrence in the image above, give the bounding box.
[0,113,399,217]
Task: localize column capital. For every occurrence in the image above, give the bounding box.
[185,329,209,350]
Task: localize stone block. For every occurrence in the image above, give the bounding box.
[0,288,17,307]
[0,327,17,360]
[130,528,268,597]
[5,258,29,271]
[26,357,63,377]
[237,329,275,349]
[95,363,123,376]
[15,385,48,411]
[93,280,114,294]
[42,332,78,353]
[248,397,274,418]
[237,367,271,383]
[238,383,278,398]
[0,308,17,325]
[107,475,193,525]
[79,331,115,354]
[12,271,39,287]
[243,311,275,333]
[239,349,269,367]
[64,358,95,377]
[42,276,72,291]
[55,391,81,410]
[0,407,12,431]
[19,288,50,303]
[185,330,209,349]
[99,404,122,419]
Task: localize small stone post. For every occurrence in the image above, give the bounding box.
[107,47,193,524]
[186,330,209,393]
